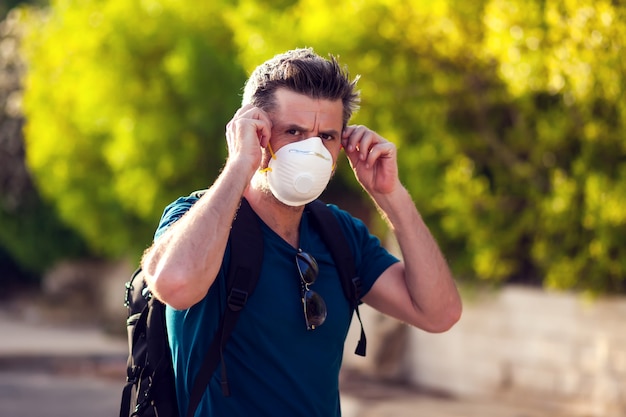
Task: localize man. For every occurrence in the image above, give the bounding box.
[141,48,462,417]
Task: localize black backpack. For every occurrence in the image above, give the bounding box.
[119,196,367,417]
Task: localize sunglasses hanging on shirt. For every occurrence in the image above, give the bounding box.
[295,250,327,330]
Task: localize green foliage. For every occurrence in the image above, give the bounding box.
[19,0,247,260]
[0,8,89,284]
[1,0,46,20]
[477,0,626,292]
[0,193,90,277]
[18,0,626,293]
[226,0,626,293]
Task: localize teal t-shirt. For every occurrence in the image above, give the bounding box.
[155,196,399,417]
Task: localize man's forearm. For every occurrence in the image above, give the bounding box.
[142,159,252,310]
[372,186,462,327]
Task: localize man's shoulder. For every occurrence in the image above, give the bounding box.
[320,202,367,232]
[154,192,203,239]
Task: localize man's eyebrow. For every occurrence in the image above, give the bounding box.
[278,123,341,138]
[320,128,341,137]
[282,123,308,132]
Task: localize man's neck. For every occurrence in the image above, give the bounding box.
[244,186,304,249]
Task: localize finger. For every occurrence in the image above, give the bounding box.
[342,125,356,148]
[350,128,379,162]
[226,104,256,134]
[361,133,378,162]
[231,106,273,147]
[246,108,273,147]
[235,103,255,115]
[364,141,395,168]
[257,119,272,148]
[342,125,362,151]
[343,125,368,153]
[254,112,273,148]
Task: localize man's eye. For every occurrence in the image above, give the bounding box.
[320,134,334,141]
[287,129,299,135]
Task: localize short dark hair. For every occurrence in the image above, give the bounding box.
[242,48,360,128]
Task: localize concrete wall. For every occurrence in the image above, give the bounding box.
[345,286,626,416]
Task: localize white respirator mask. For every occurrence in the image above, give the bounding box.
[264,136,334,206]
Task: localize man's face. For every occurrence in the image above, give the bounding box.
[265,88,344,166]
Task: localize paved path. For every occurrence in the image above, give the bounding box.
[0,306,565,417]
[0,371,123,417]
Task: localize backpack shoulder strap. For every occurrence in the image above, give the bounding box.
[186,197,263,415]
[306,200,367,357]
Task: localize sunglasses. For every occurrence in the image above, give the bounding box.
[295,251,327,330]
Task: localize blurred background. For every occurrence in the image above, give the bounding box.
[0,0,624,416]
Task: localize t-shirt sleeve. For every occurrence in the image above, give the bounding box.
[153,195,200,241]
[327,204,400,298]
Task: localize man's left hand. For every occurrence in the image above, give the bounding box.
[342,125,400,196]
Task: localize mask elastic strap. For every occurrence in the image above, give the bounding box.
[268,142,277,159]
[259,142,277,173]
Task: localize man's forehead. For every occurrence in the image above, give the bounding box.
[270,109,342,131]
[271,90,343,129]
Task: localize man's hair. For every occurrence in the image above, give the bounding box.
[242,48,360,128]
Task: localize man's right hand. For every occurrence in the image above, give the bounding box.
[225,104,273,178]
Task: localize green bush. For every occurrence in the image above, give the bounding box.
[20,0,247,260]
[19,0,626,294]
[0,193,90,277]
[227,0,626,294]
[0,9,89,283]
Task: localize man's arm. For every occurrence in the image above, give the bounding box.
[342,126,462,332]
[141,105,271,310]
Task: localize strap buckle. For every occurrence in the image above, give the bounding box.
[228,289,248,311]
